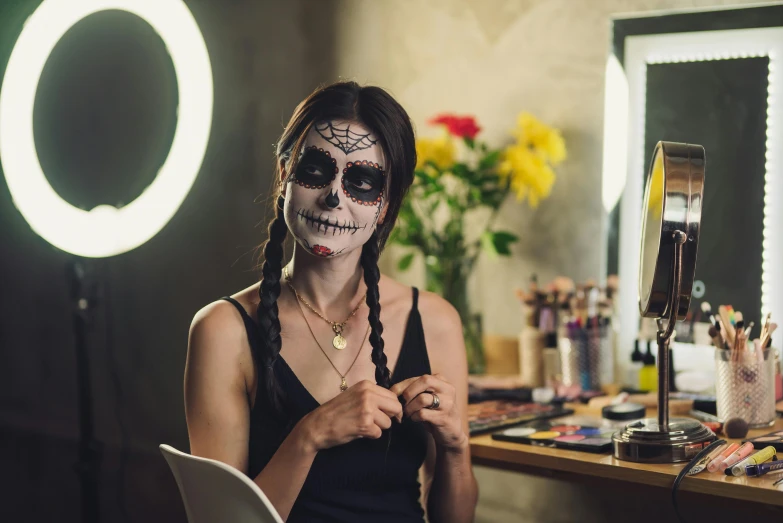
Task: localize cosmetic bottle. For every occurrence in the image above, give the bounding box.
[519,308,544,387]
[639,340,658,391]
[542,330,560,387]
[626,339,644,389]
[775,351,782,402]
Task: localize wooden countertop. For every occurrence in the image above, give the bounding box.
[470,407,783,506]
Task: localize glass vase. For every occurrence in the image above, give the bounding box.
[424,255,485,374]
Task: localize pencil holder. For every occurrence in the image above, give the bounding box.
[715,347,776,428]
[558,323,613,391]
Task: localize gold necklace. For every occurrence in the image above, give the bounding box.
[293,292,371,392]
[283,266,366,350]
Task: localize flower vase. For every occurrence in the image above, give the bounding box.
[424,256,485,374]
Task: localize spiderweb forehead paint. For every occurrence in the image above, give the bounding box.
[315,121,378,155]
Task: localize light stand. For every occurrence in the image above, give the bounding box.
[68,258,102,523]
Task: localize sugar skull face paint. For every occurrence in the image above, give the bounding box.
[283,120,386,258]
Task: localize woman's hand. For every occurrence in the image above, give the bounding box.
[298,380,403,452]
[390,374,467,452]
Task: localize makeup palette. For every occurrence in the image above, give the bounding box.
[491,421,615,453]
[467,400,574,436]
[744,429,783,453]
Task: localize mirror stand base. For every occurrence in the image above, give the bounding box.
[612,418,716,463]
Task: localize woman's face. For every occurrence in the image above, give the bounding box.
[283,120,387,258]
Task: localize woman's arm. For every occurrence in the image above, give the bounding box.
[398,293,478,523]
[185,301,403,521]
[184,301,316,521]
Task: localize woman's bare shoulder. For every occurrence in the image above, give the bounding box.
[416,289,466,372]
[378,274,415,317]
[188,282,260,360]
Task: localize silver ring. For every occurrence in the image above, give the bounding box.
[427,392,440,410]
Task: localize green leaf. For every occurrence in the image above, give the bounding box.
[479,150,502,170]
[481,230,519,258]
[451,162,472,180]
[397,252,415,271]
[464,137,476,149]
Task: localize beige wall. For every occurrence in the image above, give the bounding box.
[333,0,762,339]
[331,1,763,521]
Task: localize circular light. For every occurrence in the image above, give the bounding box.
[0,0,213,258]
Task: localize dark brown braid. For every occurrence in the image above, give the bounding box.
[255,196,288,413]
[361,231,391,389]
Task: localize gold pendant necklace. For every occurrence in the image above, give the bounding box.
[292,290,371,392]
[284,266,366,350]
[332,325,348,350]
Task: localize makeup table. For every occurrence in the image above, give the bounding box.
[470,406,783,510]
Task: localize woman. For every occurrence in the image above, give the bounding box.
[184,81,477,522]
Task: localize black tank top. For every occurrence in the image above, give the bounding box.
[221,287,431,522]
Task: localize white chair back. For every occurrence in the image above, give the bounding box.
[159,444,284,523]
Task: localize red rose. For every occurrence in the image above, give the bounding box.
[429,114,481,140]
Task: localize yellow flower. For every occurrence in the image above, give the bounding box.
[513,112,567,165]
[415,132,455,171]
[498,143,556,208]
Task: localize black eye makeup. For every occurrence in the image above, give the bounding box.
[294,146,338,189]
[341,161,385,205]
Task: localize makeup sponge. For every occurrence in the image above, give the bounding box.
[724,417,749,439]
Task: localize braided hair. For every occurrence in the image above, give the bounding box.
[361,231,390,388]
[256,81,416,414]
[255,195,288,413]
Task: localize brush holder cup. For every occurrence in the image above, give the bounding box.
[715,347,776,428]
[558,323,613,391]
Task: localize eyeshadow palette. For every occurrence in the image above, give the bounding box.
[467,400,574,436]
[744,429,783,453]
[491,421,615,453]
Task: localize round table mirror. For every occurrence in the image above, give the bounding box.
[638,142,702,321]
[613,141,715,463]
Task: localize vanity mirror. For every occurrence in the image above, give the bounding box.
[603,5,783,366]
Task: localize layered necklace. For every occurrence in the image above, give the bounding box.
[283,266,366,350]
[284,266,370,392]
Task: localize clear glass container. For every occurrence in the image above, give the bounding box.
[714,347,776,428]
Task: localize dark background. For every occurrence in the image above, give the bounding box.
[644,58,768,327]
[0,1,336,521]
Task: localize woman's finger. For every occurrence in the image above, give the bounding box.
[410,406,437,424]
[403,391,437,417]
[399,374,447,404]
[372,409,393,431]
[389,377,417,398]
[373,392,404,422]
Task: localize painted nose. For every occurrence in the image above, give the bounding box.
[325,189,340,209]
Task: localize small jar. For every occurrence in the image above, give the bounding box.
[601,403,646,429]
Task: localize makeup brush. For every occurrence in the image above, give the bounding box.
[701,302,718,328]
[755,338,765,364]
[701,301,712,317]
[708,325,724,349]
[762,323,778,349]
[761,313,772,345]
[744,321,755,339]
[719,305,736,348]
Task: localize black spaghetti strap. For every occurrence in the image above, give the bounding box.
[411,287,419,311]
[220,296,263,364]
[221,296,249,320]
